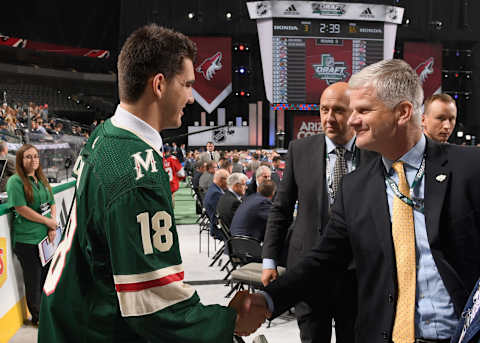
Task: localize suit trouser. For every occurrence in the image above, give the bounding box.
[296,270,357,343]
[14,242,49,323]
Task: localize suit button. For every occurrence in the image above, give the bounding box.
[388,294,394,303]
[382,331,389,341]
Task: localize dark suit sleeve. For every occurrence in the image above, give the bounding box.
[264,182,352,317]
[262,141,298,262]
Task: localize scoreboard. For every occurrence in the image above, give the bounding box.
[272,18,384,104]
[247,1,404,108]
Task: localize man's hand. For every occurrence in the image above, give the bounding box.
[228,291,270,336]
[261,268,278,287]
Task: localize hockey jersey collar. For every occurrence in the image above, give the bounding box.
[111,105,164,155]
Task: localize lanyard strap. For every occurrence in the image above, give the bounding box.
[385,156,425,213]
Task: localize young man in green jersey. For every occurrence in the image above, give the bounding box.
[38,24,268,343]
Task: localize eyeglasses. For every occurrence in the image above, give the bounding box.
[24,155,39,160]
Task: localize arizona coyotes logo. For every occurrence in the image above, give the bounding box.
[415,57,434,84]
[0,238,6,288]
[196,52,223,81]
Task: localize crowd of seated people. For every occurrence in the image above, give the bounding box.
[0,101,102,141]
[179,141,285,243]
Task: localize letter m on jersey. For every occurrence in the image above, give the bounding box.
[132,149,158,180]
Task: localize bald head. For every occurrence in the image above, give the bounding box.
[320,82,350,104]
[213,169,229,190]
[319,82,354,145]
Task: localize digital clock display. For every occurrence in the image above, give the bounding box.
[319,23,341,34]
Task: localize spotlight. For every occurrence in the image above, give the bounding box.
[226,12,232,19]
[239,67,246,74]
[239,44,245,51]
[187,12,195,20]
[240,91,245,96]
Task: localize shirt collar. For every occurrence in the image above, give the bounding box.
[325,135,356,154]
[228,188,242,200]
[110,105,164,155]
[382,134,426,173]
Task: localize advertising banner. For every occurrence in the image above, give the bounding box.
[293,115,322,140]
[190,37,232,114]
[404,42,442,100]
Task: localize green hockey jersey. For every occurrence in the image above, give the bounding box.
[38,108,236,343]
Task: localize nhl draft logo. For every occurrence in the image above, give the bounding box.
[311,3,346,16]
[0,238,6,288]
[415,57,434,84]
[312,54,349,85]
[256,2,269,16]
[196,52,223,81]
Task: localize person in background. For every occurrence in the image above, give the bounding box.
[0,140,16,192]
[216,172,248,228]
[245,165,271,196]
[422,93,457,143]
[199,160,217,199]
[163,145,185,207]
[231,154,244,173]
[230,179,276,243]
[7,144,57,326]
[204,168,230,239]
[199,141,220,164]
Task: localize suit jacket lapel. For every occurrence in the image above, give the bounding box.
[369,158,395,266]
[317,135,329,220]
[424,139,449,249]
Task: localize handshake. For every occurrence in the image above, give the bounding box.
[228,290,271,336]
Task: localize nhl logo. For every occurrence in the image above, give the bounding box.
[256,2,269,16]
[212,129,227,143]
[0,238,7,288]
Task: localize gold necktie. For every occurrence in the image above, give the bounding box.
[391,161,416,343]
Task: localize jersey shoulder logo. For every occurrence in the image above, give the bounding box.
[132,149,159,180]
[196,52,223,81]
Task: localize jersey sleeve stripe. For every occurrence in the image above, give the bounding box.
[113,263,184,284]
[115,271,184,292]
[116,280,196,317]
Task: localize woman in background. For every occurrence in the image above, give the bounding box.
[6,144,56,325]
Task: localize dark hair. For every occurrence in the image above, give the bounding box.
[15,144,52,204]
[272,156,281,163]
[117,24,197,103]
[258,179,276,198]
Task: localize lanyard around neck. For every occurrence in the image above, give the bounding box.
[385,155,425,213]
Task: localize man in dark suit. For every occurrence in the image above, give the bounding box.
[203,169,229,238]
[230,180,276,242]
[216,172,248,228]
[245,165,271,197]
[261,81,375,343]
[254,59,480,343]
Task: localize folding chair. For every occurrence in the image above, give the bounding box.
[224,235,264,297]
[193,189,211,255]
